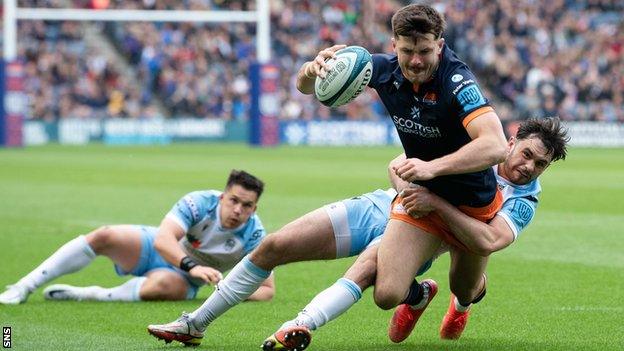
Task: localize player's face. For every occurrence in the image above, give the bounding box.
[219,184,258,229]
[501,136,553,185]
[393,34,444,85]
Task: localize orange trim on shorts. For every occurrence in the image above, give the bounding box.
[390,189,503,249]
[462,106,494,128]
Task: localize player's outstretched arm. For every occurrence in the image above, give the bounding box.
[296,44,347,95]
[246,274,275,301]
[402,187,514,256]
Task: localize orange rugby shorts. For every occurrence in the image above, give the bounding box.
[390,189,503,250]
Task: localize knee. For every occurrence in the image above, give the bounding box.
[250,234,285,269]
[86,226,116,253]
[140,275,186,301]
[373,285,403,310]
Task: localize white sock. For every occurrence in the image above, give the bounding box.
[78,277,147,302]
[285,278,362,331]
[17,235,96,292]
[454,296,471,312]
[189,256,271,330]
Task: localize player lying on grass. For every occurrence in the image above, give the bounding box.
[147,184,429,347]
[261,117,569,350]
[0,170,273,304]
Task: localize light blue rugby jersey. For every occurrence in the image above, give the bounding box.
[166,190,265,272]
[494,166,541,240]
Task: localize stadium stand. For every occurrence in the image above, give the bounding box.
[10,0,624,122]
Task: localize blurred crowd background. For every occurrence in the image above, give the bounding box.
[2,0,623,122]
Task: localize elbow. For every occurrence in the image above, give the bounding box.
[492,143,508,164]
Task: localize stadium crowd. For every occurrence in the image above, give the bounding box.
[9,0,624,122]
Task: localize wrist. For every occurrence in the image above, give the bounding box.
[179,256,198,272]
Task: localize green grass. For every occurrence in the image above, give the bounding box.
[0,144,622,350]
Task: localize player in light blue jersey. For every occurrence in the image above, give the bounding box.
[0,170,273,305]
[261,117,569,351]
[148,185,434,347]
[390,117,570,342]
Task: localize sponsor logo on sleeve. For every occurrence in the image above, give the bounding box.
[513,200,534,222]
[451,74,463,82]
[457,85,486,112]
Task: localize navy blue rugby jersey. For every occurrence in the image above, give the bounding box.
[368,45,497,207]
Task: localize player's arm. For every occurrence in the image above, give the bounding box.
[388,153,410,192]
[402,186,514,256]
[431,111,508,176]
[246,274,275,301]
[394,112,508,182]
[154,217,188,265]
[296,44,346,94]
[154,217,223,284]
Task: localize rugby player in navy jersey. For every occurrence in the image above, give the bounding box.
[297,2,509,343]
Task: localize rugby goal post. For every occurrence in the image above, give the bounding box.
[1,0,273,146]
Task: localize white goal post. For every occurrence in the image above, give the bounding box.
[2,0,271,63]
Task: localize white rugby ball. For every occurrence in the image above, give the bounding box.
[314,46,373,107]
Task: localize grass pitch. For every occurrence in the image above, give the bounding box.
[0,144,622,350]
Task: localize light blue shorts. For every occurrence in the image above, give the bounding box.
[324,197,388,258]
[113,225,202,299]
[325,196,432,276]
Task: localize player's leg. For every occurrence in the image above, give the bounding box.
[261,243,379,351]
[439,248,488,340]
[0,225,139,304]
[375,220,441,343]
[251,207,337,270]
[150,208,338,345]
[374,220,441,309]
[43,225,166,302]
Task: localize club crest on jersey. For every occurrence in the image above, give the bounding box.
[423,92,437,105]
[224,238,236,251]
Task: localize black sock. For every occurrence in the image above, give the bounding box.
[401,280,424,306]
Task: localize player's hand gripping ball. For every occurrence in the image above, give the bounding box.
[314,46,373,107]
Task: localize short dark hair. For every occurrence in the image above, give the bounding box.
[391,4,446,40]
[516,117,570,162]
[226,170,264,199]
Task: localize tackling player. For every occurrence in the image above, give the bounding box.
[0,170,272,304]
[262,117,569,350]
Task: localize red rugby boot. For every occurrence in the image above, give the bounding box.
[388,279,438,343]
[440,294,471,340]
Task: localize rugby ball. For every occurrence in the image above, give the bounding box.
[314,46,373,107]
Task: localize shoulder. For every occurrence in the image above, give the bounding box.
[437,46,482,96]
[370,53,399,86]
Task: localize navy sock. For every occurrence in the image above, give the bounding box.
[401,280,423,306]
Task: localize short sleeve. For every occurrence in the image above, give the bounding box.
[497,198,538,240]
